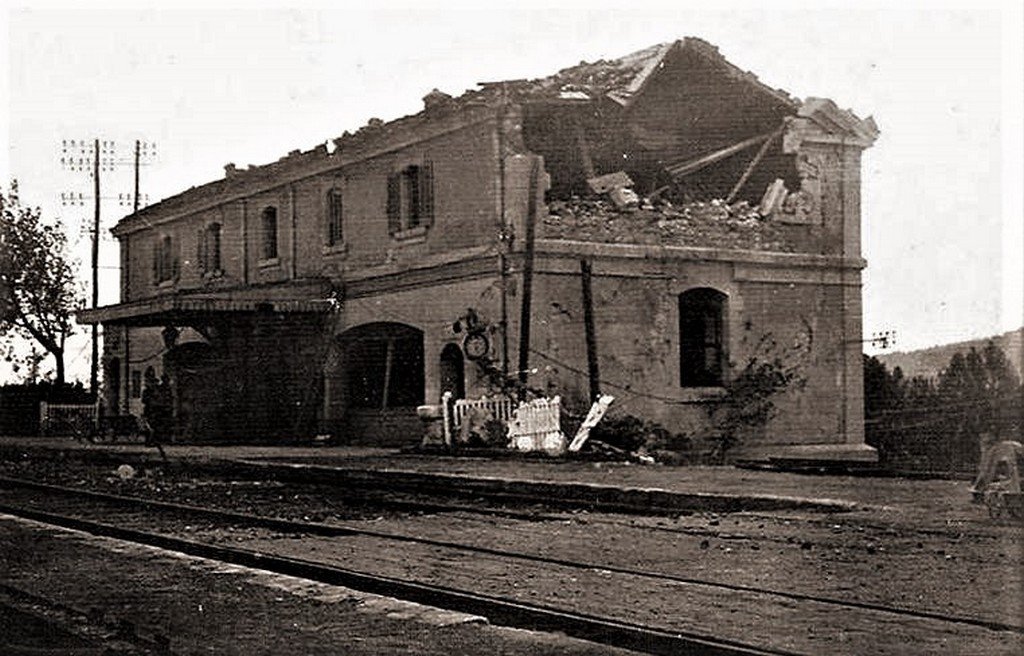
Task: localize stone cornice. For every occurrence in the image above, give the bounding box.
[784,97,880,152]
[532,239,866,270]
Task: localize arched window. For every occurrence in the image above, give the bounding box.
[679,288,727,387]
[261,207,278,261]
[326,188,343,247]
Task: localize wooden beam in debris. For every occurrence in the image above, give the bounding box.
[725,123,786,204]
[664,128,780,179]
[568,394,615,452]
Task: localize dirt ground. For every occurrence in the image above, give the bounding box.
[0,442,1021,654]
[0,514,645,655]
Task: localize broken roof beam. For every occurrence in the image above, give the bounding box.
[664,128,781,179]
[724,123,786,203]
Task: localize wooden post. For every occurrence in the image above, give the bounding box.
[90,139,100,397]
[517,157,540,395]
[381,338,394,411]
[124,141,139,415]
[498,252,509,380]
[580,259,600,400]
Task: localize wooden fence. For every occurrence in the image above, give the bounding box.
[442,393,565,453]
[39,401,98,437]
[507,396,565,454]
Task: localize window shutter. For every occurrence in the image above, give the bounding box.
[386,173,401,235]
[171,237,180,281]
[211,224,221,271]
[196,227,207,273]
[327,190,342,246]
[261,208,278,260]
[151,242,160,283]
[418,160,434,227]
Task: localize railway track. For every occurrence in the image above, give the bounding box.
[0,476,1019,655]
[0,476,783,656]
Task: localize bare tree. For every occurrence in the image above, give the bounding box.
[0,181,81,384]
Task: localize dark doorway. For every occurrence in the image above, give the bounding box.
[164,341,221,441]
[333,322,424,445]
[439,343,466,400]
[106,357,121,414]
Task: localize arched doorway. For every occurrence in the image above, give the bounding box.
[328,322,424,445]
[164,341,222,441]
[439,343,465,400]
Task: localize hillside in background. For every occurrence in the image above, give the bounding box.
[876,328,1023,379]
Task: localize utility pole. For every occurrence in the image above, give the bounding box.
[122,140,142,413]
[516,157,540,397]
[59,138,157,403]
[580,259,601,401]
[134,140,141,214]
[90,139,100,397]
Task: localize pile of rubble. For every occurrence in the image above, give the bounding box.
[542,197,795,252]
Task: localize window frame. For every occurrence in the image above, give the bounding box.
[325,186,344,249]
[197,222,223,277]
[152,234,178,285]
[260,206,279,264]
[386,160,434,241]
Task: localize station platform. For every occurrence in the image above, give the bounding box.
[0,437,985,526]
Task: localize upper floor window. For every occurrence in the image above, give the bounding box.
[151,234,178,284]
[326,188,343,247]
[386,161,434,237]
[260,206,278,261]
[679,288,727,387]
[197,222,222,275]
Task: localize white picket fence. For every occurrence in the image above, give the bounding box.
[451,395,516,428]
[39,401,99,436]
[507,396,565,454]
[442,393,565,454]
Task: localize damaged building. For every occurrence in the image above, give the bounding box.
[78,38,879,461]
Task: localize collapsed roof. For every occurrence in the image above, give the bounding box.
[114,37,877,235]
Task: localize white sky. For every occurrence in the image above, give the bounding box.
[1,0,1022,383]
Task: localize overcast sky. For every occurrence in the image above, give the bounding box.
[2,0,1021,383]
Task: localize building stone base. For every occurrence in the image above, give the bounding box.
[736,442,878,464]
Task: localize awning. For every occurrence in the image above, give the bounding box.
[76,295,333,326]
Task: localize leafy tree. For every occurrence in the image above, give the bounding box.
[865,341,1022,471]
[936,342,1021,466]
[0,182,81,384]
[863,354,908,461]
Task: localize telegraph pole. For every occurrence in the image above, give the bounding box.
[90,139,100,397]
[59,137,157,402]
[123,139,141,413]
